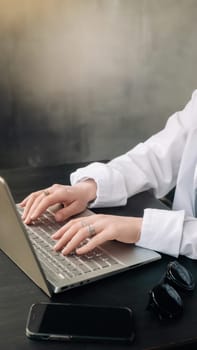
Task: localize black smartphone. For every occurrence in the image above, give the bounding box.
[26,302,135,344]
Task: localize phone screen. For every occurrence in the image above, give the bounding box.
[26,302,134,343]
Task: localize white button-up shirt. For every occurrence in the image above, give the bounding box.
[71,90,197,260]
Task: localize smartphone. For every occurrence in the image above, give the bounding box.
[26,302,135,344]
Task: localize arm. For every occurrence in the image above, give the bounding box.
[51,207,197,259]
[71,90,197,206]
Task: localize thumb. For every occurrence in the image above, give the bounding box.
[55,201,82,221]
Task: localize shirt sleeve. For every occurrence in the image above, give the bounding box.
[137,208,197,260]
[70,162,127,207]
[71,91,197,207]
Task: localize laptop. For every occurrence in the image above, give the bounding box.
[0,176,161,297]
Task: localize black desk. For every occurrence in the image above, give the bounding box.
[0,164,197,350]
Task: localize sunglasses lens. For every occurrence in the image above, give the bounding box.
[166,261,195,291]
[148,284,183,320]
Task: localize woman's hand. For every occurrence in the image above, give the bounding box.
[20,180,97,224]
[52,214,142,255]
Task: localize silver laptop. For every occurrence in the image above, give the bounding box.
[0,176,161,297]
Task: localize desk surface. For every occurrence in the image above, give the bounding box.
[0,163,197,350]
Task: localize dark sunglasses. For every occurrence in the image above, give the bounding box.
[147,260,195,321]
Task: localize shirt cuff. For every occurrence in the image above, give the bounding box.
[70,162,127,207]
[136,208,185,257]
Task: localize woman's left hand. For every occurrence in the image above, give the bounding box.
[52,214,142,255]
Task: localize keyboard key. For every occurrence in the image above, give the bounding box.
[17,208,121,282]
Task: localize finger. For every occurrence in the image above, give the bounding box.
[51,217,86,240]
[20,197,29,207]
[76,229,111,255]
[52,225,69,240]
[20,190,43,207]
[61,225,97,255]
[22,195,38,220]
[22,191,45,221]
[58,228,87,255]
[54,201,83,222]
[20,194,34,207]
[24,191,54,223]
[53,225,88,253]
[27,188,74,223]
[51,219,80,240]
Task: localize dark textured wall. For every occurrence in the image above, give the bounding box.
[0,0,197,168]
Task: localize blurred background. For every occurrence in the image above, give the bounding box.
[0,0,197,168]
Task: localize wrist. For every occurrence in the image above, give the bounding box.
[74,179,97,204]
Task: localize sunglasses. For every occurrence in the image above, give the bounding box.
[147,260,195,321]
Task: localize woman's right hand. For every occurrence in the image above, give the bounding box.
[20,179,97,225]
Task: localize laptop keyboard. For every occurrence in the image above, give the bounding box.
[17,207,120,280]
